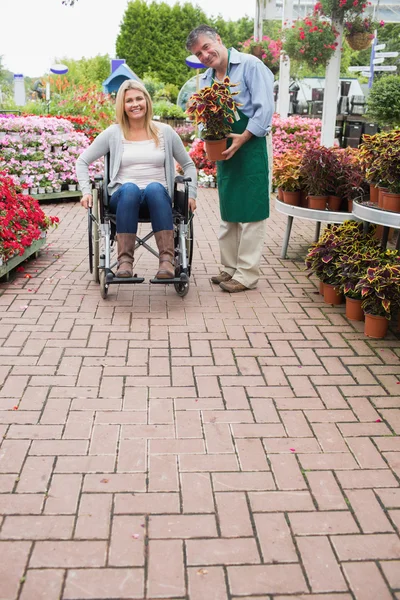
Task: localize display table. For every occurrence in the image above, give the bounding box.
[275,198,355,259]
[352,200,400,250]
[31,190,82,202]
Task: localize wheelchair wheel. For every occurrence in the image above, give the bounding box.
[99,269,108,299]
[174,217,194,297]
[92,190,100,283]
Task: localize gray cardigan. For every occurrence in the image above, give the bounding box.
[75,121,197,199]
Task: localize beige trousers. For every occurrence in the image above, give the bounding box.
[219,219,266,289]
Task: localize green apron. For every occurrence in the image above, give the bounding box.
[213,57,269,223]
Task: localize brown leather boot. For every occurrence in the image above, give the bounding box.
[116,233,136,278]
[154,230,175,279]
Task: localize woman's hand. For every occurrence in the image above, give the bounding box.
[189,197,197,213]
[80,193,93,209]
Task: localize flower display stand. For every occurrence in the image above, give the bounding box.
[0,236,46,281]
[31,190,82,202]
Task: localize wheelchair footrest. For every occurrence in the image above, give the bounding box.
[106,272,145,284]
[149,273,189,285]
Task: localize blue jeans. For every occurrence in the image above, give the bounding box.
[110,182,173,234]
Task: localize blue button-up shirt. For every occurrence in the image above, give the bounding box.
[200,47,274,138]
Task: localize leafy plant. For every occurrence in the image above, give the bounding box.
[273,150,302,191]
[366,76,400,129]
[186,78,240,141]
[315,0,367,20]
[344,14,383,36]
[356,264,400,318]
[282,15,339,69]
[359,129,400,193]
[300,146,341,196]
[152,100,185,120]
[335,147,369,200]
[239,36,282,73]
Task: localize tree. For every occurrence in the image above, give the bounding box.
[116,0,209,88]
[58,55,111,88]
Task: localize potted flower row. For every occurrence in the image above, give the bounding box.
[359,129,400,213]
[274,146,368,210]
[305,221,400,338]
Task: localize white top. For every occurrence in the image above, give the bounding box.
[116,133,167,190]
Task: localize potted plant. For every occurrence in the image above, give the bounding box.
[273,150,302,205]
[336,148,368,211]
[369,130,400,212]
[186,78,240,161]
[282,15,339,69]
[305,226,344,303]
[366,76,400,131]
[315,0,367,20]
[300,146,340,209]
[239,36,283,74]
[344,14,383,50]
[356,264,400,338]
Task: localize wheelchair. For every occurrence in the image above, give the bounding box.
[87,154,194,299]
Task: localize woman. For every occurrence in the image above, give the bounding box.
[76,80,197,279]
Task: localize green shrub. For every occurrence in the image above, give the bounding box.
[366,75,400,128]
[153,100,185,119]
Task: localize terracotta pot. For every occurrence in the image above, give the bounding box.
[345,297,364,321]
[369,183,379,204]
[324,283,343,305]
[300,190,308,208]
[277,187,284,201]
[204,138,227,161]
[364,313,389,339]
[378,187,389,208]
[283,190,301,206]
[327,196,342,211]
[308,195,328,210]
[347,199,353,212]
[319,280,324,295]
[382,191,400,213]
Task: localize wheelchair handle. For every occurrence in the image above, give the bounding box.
[183,177,192,183]
[94,175,103,181]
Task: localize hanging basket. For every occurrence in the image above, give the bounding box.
[346,32,373,51]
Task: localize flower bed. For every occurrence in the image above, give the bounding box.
[0,172,59,266]
[0,115,102,193]
[272,115,322,161]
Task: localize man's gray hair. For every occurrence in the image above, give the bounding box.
[186,25,219,51]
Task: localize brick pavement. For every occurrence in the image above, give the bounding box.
[0,189,399,600]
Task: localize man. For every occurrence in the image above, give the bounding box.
[186,25,274,293]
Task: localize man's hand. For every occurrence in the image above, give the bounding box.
[80,193,93,209]
[221,131,253,160]
[189,197,197,212]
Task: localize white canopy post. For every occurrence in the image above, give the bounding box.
[278,0,294,118]
[320,20,343,147]
[254,0,263,41]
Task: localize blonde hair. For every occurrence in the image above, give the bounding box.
[115,80,159,145]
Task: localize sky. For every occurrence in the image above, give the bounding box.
[1,0,255,79]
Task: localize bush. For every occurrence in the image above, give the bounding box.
[153,100,185,119]
[366,75,400,128]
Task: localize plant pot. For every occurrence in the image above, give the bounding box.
[364,313,389,339]
[68,184,77,191]
[210,181,216,188]
[346,32,373,51]
[250,44,264,59]
[345,297,364,321]
[382,192,400,213]
[300,190,308,208]
[378,187,389,208]
[347,199,353,212]
[204,139,227,162]
[38,187,45,194]
[21,189,29,196]
[45,186,53,194]
[277,187,284,201]
[369,183,379,204]
[53,185,62,193]
[324,283,343,305]
[319,280,324,295]
[327,195,341,211]
[283,190,301,206]
[308,195,328,210]
[30,187,38,194]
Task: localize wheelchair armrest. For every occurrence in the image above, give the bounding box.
[173,176,189,222]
